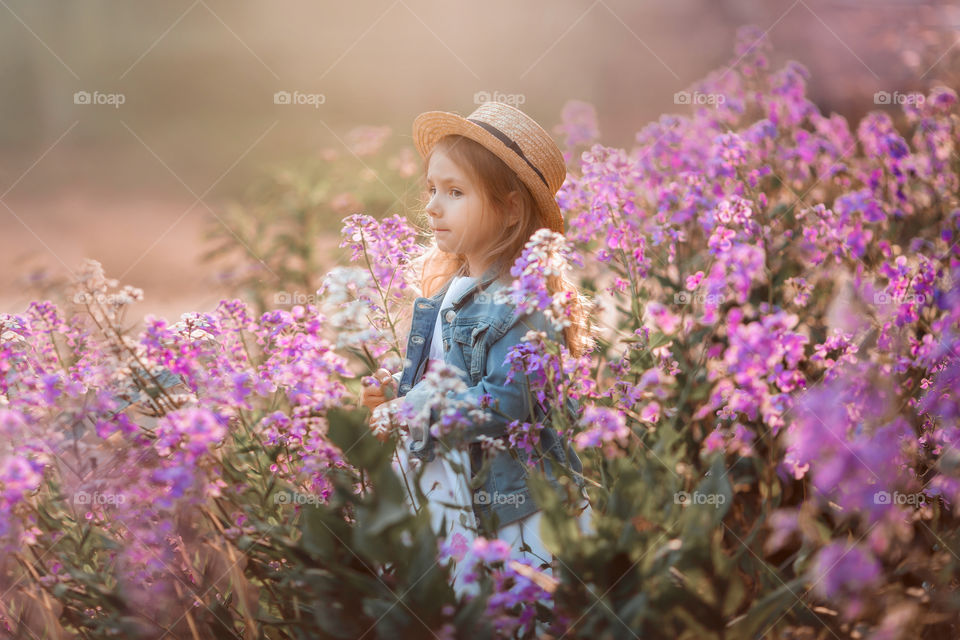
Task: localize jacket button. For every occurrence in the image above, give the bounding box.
[443,339,449,351]
[410,335,424,344]
[444,309,456,322]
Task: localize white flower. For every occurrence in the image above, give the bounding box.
[400,361,491,444]
[475,434,507,453]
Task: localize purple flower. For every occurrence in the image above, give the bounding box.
[0,455,44,503]
[155,408,228,460]
[809,542,882,619]
[574,405,630,455]
[150,465,194,509]
[338,213,422,304]
[554,100,600,148]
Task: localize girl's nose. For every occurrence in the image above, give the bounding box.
[426,194,441,217]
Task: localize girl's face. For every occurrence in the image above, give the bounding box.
[425,148,500,277]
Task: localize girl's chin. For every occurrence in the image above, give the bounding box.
[435,234,458,249]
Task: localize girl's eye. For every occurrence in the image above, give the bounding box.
[427,186,462,197]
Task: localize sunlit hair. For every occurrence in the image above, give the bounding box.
[410,134,594,358]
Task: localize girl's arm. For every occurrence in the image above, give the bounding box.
[400,308,560,444]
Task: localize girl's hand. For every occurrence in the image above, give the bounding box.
[360,368,398,418]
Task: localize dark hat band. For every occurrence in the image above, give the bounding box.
[467,118,549,189]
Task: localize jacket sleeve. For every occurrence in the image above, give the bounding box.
[400,308,561,445]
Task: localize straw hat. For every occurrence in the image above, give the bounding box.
[412,101,567,234]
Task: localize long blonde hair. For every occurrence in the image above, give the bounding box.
[412,134,595,359]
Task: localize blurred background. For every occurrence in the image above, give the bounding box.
[1,0,958,320]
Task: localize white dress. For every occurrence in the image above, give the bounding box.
[392,275,594,597]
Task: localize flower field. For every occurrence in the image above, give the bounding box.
[2,27,959,639]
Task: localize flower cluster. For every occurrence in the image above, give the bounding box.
[508,229,584,331]
[573,405,630,457]
[451,536,557,637]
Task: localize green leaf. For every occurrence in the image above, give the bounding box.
[679,455,733,558]
[205,600,241,640]
[300,506,341,560]
[725,577,807,639]
[647,330,673,350]
[359,499,411,538]
[326,407,393,472]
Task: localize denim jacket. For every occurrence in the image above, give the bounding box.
[395,261,585,533]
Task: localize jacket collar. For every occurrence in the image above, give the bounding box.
[423,259,508,305]
[420,258,511,310]
[451,259,509,309]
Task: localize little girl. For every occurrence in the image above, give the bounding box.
[361,101,593,594]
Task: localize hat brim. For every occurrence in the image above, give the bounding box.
[412,110,564,235]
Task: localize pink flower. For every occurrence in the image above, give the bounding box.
[685,271,704,291]
[471,537,512,564]
[640,402,661,423]
[703,428,725,453]
[439,532,470,563]
[646,302,681,334]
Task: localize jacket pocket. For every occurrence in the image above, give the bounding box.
[453,321,491,384]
